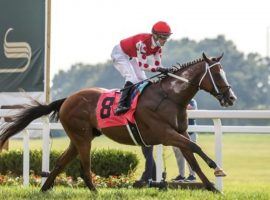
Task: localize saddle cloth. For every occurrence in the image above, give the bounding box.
[96,82,149,129]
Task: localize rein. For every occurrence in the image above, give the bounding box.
[121,60,230,105]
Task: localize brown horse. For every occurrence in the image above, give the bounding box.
[0,53,236,192]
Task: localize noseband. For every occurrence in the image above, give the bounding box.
[198,62,231,100]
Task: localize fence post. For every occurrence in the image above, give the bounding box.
[156,144,164,182]
[42,116,50,185]
[213,118,223,191]
[23,129,30,186]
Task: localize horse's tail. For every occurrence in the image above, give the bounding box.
[0,98,66,150]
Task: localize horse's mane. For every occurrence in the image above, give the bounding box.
[171,57,204,72]
[152,57,205,83]
[153,57,204,82]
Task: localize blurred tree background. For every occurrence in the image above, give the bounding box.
[51,35,270,125]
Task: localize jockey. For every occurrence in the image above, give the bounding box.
[111,21,173,115]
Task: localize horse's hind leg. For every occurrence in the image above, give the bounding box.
[69,128,96,191]
[76,138,96,191]
[41,142,78,192]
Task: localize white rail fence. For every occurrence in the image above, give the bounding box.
[0,110,270,191]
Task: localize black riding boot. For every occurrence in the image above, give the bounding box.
[115,81,133,115]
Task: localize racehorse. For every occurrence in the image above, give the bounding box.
[0,53,236,192]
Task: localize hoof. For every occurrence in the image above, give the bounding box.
[214,168,227,177]
[40,187,50,192]
[133,180,147,188]
[205,184,220,193]
[40,183,54,192]
[91,188,98,193]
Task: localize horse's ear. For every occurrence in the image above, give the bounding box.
[202,52,211,63]
[216,53,224,62]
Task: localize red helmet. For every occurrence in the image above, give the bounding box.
[152,21,172,36]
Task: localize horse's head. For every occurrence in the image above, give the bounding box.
[199,53,237,107]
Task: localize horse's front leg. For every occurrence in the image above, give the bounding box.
[162,130,225,189]
[180,148,219,192]
[164,130,225,176]
[182,131,226,177]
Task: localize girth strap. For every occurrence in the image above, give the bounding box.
[126,120,150,147]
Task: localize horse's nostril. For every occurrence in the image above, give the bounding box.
[229,96,237,102]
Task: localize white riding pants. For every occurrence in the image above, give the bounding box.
[111,44,147,84]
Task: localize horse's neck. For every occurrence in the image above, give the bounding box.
[160,62,204,106]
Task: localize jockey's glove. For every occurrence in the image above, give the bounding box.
[156,67,173,74]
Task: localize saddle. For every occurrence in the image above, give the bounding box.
[96,81,150,129]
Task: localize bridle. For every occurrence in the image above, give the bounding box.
[167,61,231,100]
